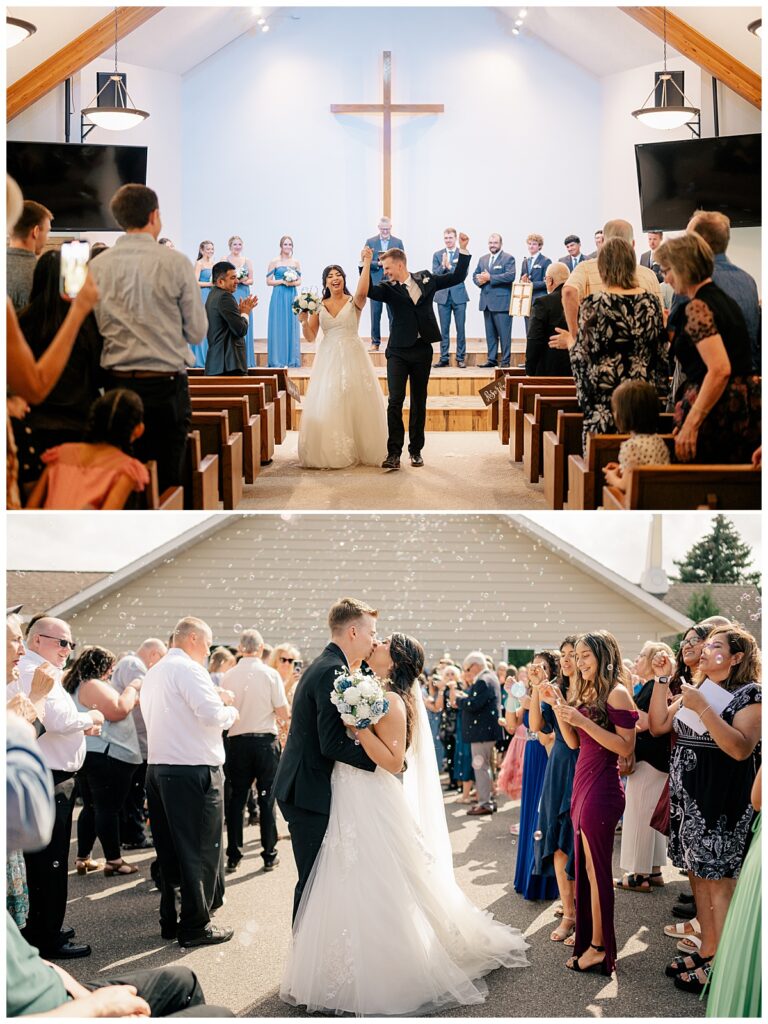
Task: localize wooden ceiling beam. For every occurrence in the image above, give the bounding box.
[7,6,163,122]
[620,7,761,109]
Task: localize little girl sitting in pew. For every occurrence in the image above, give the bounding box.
[25,390,149,510]
[602,380,671,493]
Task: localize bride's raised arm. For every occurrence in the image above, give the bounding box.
[351,692,406,774]
[354,247,373,310]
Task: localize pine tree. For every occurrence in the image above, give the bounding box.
[686,588,721,622]
[673,515,759,585]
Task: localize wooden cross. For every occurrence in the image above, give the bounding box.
[331,51,444,218]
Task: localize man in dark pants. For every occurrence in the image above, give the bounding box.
[460,651,503,816]
[141,617,239,947]
[204,262,259,375]
[272,598,379,921]
[367,236,471,469]
[90,184,208,490]
[222,629,288,873]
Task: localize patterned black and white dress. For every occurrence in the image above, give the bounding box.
[668,682,761,879]
[570,291,667,453]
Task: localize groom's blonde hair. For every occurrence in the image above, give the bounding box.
[379,248,406,265]
[328,597,378,633]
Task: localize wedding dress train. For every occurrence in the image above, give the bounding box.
[279,686,529,1016]
[298,298,388,469]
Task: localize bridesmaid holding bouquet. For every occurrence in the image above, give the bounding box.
[227,234,255,366]
[193,240,215,369]
[267,235,302,367]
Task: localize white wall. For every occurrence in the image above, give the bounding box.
[181,6,602,339]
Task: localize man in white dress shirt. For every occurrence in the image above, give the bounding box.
[141,617,238,948]
[222,629,289,875]
[9,617,104,959]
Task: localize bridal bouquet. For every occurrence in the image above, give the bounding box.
[330,668,389,729]
[283,268,299,284]
[292,288,322,318]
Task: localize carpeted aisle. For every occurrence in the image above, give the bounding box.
[238,432,548,510]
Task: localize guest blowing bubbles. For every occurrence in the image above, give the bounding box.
[648,625,762,995]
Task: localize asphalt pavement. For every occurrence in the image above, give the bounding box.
[62,789,706,1019]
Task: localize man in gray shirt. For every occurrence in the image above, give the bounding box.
[7,200,52,311]
[89,184,207,489]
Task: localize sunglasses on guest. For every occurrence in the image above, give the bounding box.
[37,634,77,650]
[280,656,296,665]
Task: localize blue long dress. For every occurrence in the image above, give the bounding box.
[513,711,559,900]
[534,700,579,879]
[193,268,211,368]
[453,704,474,783]
[267,266,300,367]
[234,271,255,367]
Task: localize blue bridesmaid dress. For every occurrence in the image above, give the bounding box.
[267,265,301,368]
[193,267,211,368]
[234,269,255,367]
[513,711,559,900]
[534,700,579,879]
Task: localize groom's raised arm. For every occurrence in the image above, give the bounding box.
[432,251,471,294]
[316,668,377,772]
[367,278,389,303]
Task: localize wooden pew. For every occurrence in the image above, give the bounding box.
[190,410,243,509]
[183,430,219,510]
[188,382,275,464]
[542,411,584,510]
[523,394,581,484]
[188,369,289,439]
[190,395,261,485]
[566,426,674,510]
[491,367,525,431]
[509,383,577,463]
[143,462,184,510]
[603,466,761,510]
[498,375,573,446]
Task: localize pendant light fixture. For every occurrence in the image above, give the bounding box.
[81,8,149,131]
[632,8,699,131]
[6,15,37,48]
[747,19,761,38]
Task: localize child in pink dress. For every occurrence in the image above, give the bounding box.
[26,390,149,510]
[498,684,529,802]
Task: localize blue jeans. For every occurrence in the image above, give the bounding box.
[437,299,467,361]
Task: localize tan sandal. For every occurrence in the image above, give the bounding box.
[75,857,102,875]
[104,859,138,877]
[664,918,700,939]
[564,932,576,947]
[551,916,575,942]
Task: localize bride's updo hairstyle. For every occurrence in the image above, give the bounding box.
[388,633,425,753]
[321,265,351,299]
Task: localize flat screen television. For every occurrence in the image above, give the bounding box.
[6,141,148,231]
[635,133,761,230]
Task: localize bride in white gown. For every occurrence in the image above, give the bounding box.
[279,633,529,1017]
[297,248,388,468]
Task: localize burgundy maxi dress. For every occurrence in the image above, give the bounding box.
[570,704,639,975]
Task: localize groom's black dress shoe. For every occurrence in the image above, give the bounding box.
[409,454,424,467]
[178,924,234,948]
[382,454,400,470]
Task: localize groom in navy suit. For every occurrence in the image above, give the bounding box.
[364,217,405,351]
[368,234,471,470]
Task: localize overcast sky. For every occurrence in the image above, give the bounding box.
[6,512,761,584]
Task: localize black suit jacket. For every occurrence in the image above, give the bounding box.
[461,669,503,743]
[204,287,247,375]
[271,642,375,816]
[525,285,573,377]
[367,252,471,353]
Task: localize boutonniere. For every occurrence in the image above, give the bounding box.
[421,275,430,285]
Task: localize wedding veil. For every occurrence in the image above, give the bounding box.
[401,682,455,881]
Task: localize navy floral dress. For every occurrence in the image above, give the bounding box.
[570,291,667,452]
[668,682,761,878]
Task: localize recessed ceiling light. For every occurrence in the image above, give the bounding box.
[261,24,270,33]
[519,8,528,17]
[257,17,266,25]
[512,27,520,36]
[515,19,523,27]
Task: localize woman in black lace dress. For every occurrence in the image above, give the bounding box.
[655,233,760,464]
[569,238,667,453]
[648,624,761,995]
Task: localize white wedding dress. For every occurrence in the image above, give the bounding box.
[298,298,388,469]
[279,686,529,1016]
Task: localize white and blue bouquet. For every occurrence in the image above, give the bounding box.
[331,668,390,729]
[236,264,249,281]
[292,288,322,317]
[283,268,299,284]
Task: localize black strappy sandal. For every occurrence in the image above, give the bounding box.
[673,962,712,994]
[566,943,606,973]
[665,952,711,978]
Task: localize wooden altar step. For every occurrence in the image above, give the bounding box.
[252,338,526,369]
[289,366,494,398]
[291,394,491,432]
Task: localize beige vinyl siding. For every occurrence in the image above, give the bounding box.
[65,515,682,664]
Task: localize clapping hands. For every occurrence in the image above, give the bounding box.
[238,294,259,316]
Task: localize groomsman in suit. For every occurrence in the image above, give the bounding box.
[640,230,665,282]
[524,262,572,377]
[585,228,604,260]
[432,227,469,367]
[364,217,405,351]
[369,236,471,469]
[519,233,551,335]
[473,233,516,368]
[204,262,259,375]
[460,652,503,816]
[559,234,586,272]
[142,617,238,947]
